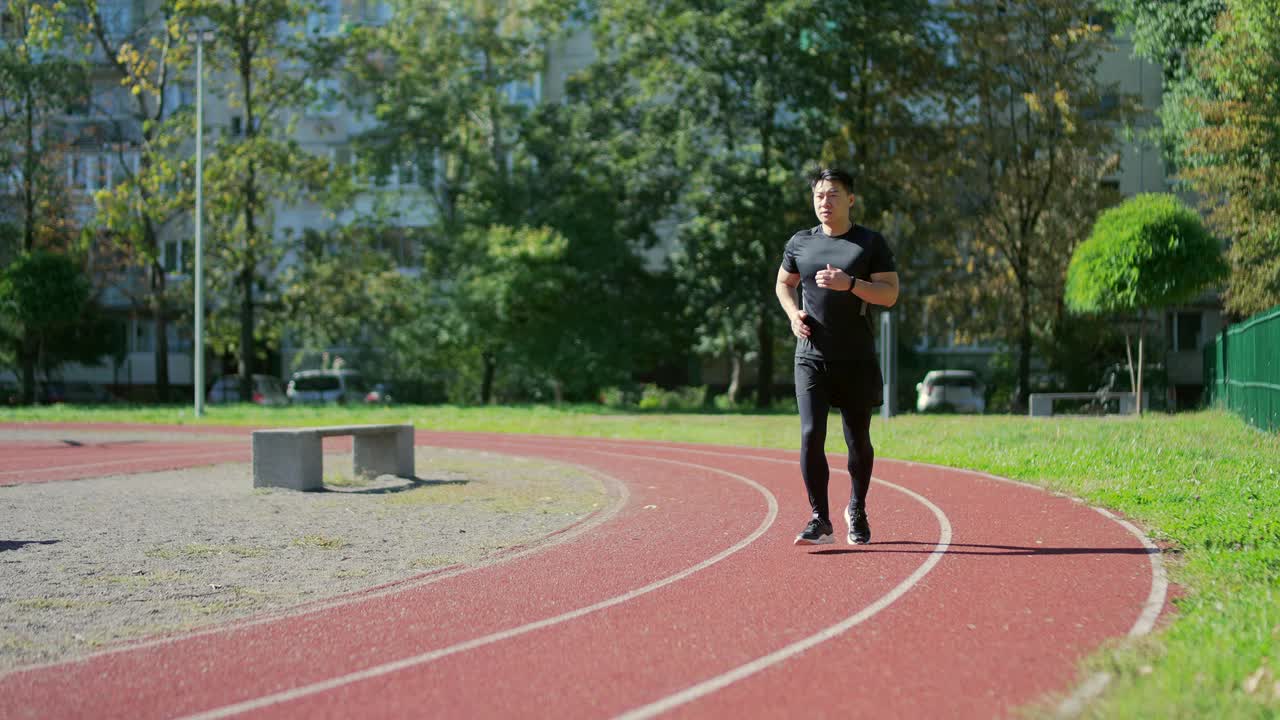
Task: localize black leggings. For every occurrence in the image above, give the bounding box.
[796,368,875,523]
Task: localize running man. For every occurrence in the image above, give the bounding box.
[775,167,899,545]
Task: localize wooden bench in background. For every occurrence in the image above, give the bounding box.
[252,424,414,491]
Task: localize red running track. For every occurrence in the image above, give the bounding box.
[0,426,1169,719]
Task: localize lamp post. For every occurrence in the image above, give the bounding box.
[880,310,896,419]
[190,20,213,417]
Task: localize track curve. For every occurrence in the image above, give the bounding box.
[0,426,1168,719]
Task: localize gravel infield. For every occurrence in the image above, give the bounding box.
[0,433,608,673]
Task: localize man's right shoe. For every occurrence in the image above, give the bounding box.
[794,518,834,545]
[845,504,871,545]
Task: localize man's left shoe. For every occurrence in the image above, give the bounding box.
[794,518,834,546]
[844,503,871,545]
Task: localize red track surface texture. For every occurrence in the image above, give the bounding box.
[0,425,1169,719]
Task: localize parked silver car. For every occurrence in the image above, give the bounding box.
[916,370,985,413]
[286,369,369,404]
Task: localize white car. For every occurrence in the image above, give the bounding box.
[916,370,985,413]
[286,369,369,404]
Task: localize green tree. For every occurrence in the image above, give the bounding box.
[0,252,113,399]
[347,1,676,402]
[592,0,832,408]
[345,0,571,230]
[946,0,1129,409]
[173,0,338,401]
[1180,0,1280,317]
[416,224,570,403]
[279,222,412,379]
[1102,0,1224,163]
[77,0,192,402]
[0,0,88,403]
[515,92,689,401]
[1065,193,1227,413]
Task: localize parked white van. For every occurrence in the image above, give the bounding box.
[916,370,985,413]
[286,369,369,405]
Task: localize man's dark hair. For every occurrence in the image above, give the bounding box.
[807,167,855,194]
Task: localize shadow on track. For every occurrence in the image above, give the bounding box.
[810,540,1161,557]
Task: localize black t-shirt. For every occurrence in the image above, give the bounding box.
[781,224,897,363]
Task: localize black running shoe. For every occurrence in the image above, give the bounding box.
[844,504,871,545]
[794,518,834,546]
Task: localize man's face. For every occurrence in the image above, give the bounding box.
[812,179,854,226]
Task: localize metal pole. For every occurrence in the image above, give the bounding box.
[193,32,205,417]
[880,310,895,419]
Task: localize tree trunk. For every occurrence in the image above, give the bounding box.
[1124,332,1136,394]
[756,58,776,410]
[23,88,35,253]
[238,38,258,403]
[727,352,742,406]
[481,353,496,405]
[1017,286,1032,411]
[1136,310,1145,416]
[756,300,774,409]
[151,261,170,403]
[239,266,254,402]
[19,89,36,404]
[20,339,37,406]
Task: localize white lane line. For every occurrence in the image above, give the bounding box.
[178,450,779,720]
[823,457,1169,718]
[507,438,1168,718]
[1054,508,1169,718]
[614,476,952,720]
[0,448,629,682]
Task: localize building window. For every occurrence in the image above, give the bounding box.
[132,319,155,353]
[506,75,542,107]
[306,77,341,117]
[307,0,343,36]
[163,239,182,273]
[1169,311,1202,351]
[93,154,109,191]
[397,159,417,187]
[68,155,88,191]
[108,149,133,187]
[99,0,133,37]
[169,322,192,353]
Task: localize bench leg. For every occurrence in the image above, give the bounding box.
[1029,396,1053,417]
[253,433,322,491]
[353,427,415,480]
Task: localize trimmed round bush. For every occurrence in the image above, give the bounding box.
[1066,193,1228,314]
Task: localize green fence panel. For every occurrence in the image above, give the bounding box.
[1205,303,1280,433]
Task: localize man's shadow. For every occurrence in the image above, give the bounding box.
[1,539,60,552]
[811,540,1164,557]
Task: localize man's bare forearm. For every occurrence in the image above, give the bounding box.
[851,279,898,308]
[776,282,801,317]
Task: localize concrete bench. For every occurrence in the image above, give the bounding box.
[1028,392,1145,417]
[252,424,414,491]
